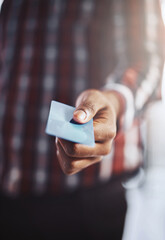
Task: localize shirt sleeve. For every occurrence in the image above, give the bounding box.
[103,0,165,130]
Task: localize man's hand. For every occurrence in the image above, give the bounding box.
[56,89,121,175]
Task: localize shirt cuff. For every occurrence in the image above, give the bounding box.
[103,83,135,131]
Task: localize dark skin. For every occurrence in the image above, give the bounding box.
[56,89,122,175]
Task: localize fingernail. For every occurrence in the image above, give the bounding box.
[74,110,87,121]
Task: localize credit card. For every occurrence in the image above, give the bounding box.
[45,100,95,147]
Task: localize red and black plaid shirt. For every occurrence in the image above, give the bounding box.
[0,0,164,196]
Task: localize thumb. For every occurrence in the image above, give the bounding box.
[73,90,102,123]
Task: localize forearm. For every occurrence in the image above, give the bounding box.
[103,0,164,128]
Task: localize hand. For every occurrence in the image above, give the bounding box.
[56,89,121,175]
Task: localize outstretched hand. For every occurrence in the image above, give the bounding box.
[56,89,121,175]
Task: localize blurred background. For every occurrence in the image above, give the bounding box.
[122,1,165,239]
[0,0,165,239]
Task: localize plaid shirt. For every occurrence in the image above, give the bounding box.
[0,0,164,196]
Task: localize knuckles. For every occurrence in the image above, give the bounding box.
[56,131,114,175]
[101,142,112,156]
[104,129,116,141]
[94,127,116,142]
[61,162,76,175]
[57,139,81,158]
[57,151,76,175]
[60,158,83,176]
[64,143,80,157]
[61,156,102,175]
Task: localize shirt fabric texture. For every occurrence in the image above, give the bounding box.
[0,0,164,196]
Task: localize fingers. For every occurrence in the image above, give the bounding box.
[57,138,112,158]
[56,139,102,175]
[73,89,107,124]
[55,89,119,175]
[93,121,116,142]
[93,109,117,142]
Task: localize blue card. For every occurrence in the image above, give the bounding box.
[45,100,95,147]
